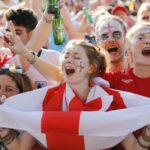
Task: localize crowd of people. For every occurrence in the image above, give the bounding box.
[0,0,150,150]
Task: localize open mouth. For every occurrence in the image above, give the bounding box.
[142,49,150,56]
[65,68,75,75]
[107,47,118,53]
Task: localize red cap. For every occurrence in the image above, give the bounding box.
[112,5,129,15]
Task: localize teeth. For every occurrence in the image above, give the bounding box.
[66,66,73,69]
[143,47,150,51]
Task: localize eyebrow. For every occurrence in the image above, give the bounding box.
[136,33,150,36]
[15,29,22,33]
[5,85,17,89]
[65,52,80,55]
[5,29,22,33]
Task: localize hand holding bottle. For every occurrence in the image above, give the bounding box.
[52,9,65,45]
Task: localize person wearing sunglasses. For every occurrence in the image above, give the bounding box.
[95,14,129,73]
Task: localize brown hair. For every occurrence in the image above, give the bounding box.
[126,22,150,43]
[0,67,34,93]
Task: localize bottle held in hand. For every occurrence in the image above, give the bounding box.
[83,7,94,24]
[52,9,65,45]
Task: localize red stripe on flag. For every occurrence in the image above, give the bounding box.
[42,84,65,111]
[45,132,85,150]
[41,111,83,149]
[101,86,126,111]
[41,111,80,133]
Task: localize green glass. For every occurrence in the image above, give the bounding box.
[47,0,59,14]
[52,9,65,45]
[83,7,94,24]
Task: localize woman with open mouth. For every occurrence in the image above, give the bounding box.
[1,20,150,150]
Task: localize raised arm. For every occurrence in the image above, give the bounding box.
[26,11,53,52]
[5,21,64,83]
[60,4,84,39]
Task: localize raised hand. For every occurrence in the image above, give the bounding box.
[4,21,29,56]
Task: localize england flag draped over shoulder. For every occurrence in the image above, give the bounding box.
[0,83,150,150]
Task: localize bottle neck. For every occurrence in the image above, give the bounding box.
[55,9,61,18]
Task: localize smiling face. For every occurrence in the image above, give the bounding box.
[0,74,20,98]
[96,19,126,63]
[62,45,90,85]
[129,25,150,66]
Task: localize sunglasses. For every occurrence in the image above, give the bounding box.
[142,16,150,20]
[100,31,122,41]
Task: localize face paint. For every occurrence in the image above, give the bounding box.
[78,61,85,72]
[133,29,150,42]
[136,29,150,35]
[103,23,114,32]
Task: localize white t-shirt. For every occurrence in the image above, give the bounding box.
[6,48,62,89]
[27,48,62,88]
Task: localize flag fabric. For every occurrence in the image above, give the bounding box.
[0,83,150,150]
[0,47,15,68]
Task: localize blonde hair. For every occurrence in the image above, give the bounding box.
[137,2,150,22]
[95,14,127,43]
[126,22,150,43]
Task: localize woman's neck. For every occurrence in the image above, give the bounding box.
[133,64,150,78]
[107,58,128,73]
[70,80,91,102]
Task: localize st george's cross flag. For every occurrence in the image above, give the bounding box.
[0,82,150,150]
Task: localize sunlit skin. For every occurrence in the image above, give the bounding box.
[97,20,125,63]
[0,74,20,137]
[130,28,150,66]
[140,11,150,22]
[62,45,90,86]
[0,75,20,98]
[5,22,32,45]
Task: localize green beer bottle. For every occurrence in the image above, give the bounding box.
[83,7,94,24]
[47,0,59,14]
[52,9,65,45]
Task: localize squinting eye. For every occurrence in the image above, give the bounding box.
[64,55,69,59]
[112,31,122,39]
[100,34,109,41]
[137,37,144,40]
[5,88,13,92]
[142,16,150,20]
[74,57,81,60]
[16,33,21,35]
